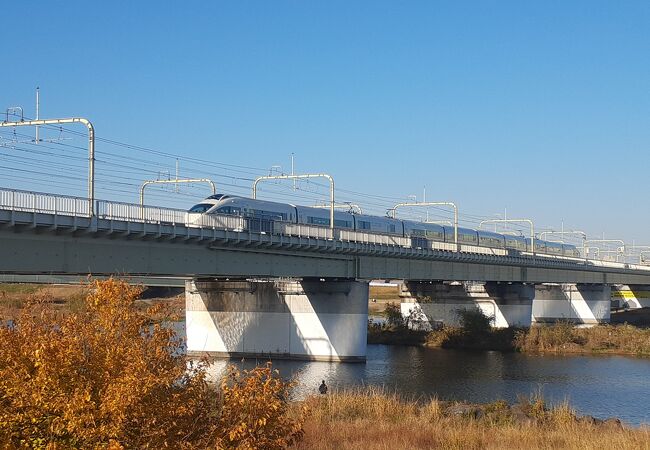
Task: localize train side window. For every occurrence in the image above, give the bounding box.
[308,216,329,226]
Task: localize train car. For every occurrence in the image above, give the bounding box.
[533,239,547,254]
[353,214,403,235]
[504,234,528,251]
[402,220,444,241]
[188,194,298,221]
[295,205,354,229]
[186,194,573,259]
[543,240,564,256]
[443,226,479,245]
[563,244,581,257]
[477,230,506,249]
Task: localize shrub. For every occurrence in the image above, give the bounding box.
[0,279,304,449]
[456,307,493,335]
[217,364,305,449]
[384,302,405,328]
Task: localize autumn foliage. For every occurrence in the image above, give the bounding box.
[0,279,304,449]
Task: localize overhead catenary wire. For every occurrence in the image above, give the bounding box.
[0,111,587,237]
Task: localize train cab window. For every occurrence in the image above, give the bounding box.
[188,203,213,213]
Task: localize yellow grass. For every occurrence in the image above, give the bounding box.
[295,388,650,450]
[515,323,650,356]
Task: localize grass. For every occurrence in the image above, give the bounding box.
[0,282,184,322]
[0,283,40,295]
[295,388,650,450]
[369,306,650,356]
[368,285,401,301]
[516,322,650,356]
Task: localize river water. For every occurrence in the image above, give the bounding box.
[198,344,650,426]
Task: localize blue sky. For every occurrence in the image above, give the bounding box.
[2,1,649,243]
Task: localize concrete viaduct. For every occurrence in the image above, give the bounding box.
[2,188,649,361]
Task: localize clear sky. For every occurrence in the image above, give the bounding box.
[2,1,649,244]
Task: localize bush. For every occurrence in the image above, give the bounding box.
[456,307,493,335]
[384,302,405,328]
[217,364,305,449]
[0,279,304,449]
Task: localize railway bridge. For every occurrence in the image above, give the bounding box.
[1,187,649,361]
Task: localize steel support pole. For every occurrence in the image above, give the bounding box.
[0,118,95,216]
[252,174,335,230]
[139,178,217,207]
[479,218,534,255]
[390,201,458,250]
[583,239,626,261]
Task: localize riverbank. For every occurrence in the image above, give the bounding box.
[368,315,650,356]
[297,388,649,449]
[2,280,648,448]
[0,282,184,321]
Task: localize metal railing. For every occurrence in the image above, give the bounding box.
[274,222,335,240]
[2,187,650,270]
[0,187,90,216]
[187,212,247,231]
[340,230,410,247]
[96,200,187,224]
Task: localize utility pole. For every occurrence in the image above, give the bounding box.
[423,186,428,221]
[291,153,295,190]
[0,116,95,216]
[175,159,179,193]
[479,219,535,255]
[253,173,335,230]
[140,178,216,207]
[35,87,40,144]
[390,201,459,251]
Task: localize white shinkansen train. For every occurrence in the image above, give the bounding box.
[187,194,581,257]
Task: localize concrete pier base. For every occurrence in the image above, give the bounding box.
[532,284,611,324]
[399,281,534,329]
[611,285,650,309]
[185,278,368,362]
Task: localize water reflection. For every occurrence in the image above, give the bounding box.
[174,322,650,426]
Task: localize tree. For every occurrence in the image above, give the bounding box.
[0,279,303,449]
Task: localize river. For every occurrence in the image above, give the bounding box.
[198,344,650,426]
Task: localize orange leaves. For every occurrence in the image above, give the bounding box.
[0,279,217,448]
[216,363,305,449]
[0,279,305,449]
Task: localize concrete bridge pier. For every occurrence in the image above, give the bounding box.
[399,281,534,329]
[611,285,650,309]
[532,284,611,324]
[185,278,368,362]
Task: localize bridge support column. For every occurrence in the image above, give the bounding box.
[399,281,534,329]
[185,278,368,362]
[611,285,650,309]
[532,284,611,324]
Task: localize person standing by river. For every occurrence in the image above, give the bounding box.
[319,380,327,395]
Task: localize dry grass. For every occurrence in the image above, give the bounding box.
[295,388,650,450]
[369,285,401,301]
[370,305,650,356]
[368,286,401,315]
[0,282,184,322]
[516,323,650,356]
